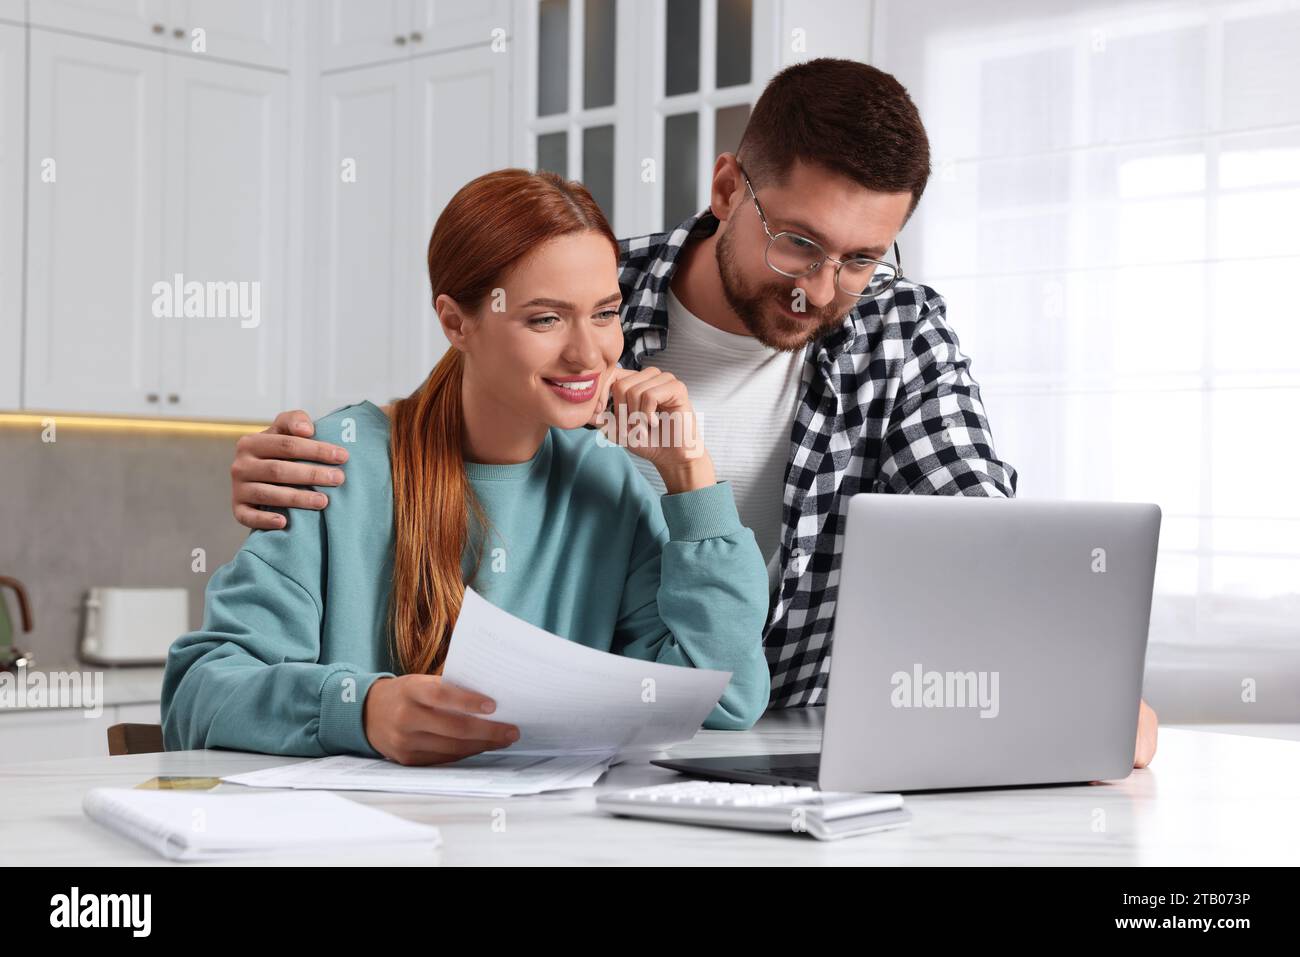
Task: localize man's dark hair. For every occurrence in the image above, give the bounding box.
[736,58,931,215]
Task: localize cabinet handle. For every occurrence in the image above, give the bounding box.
[410,32,423,43]
[146,393,160,403]
[151,23,164,35]
[394,35,407,45]
[167,394,180,404]
[173,27,186,39]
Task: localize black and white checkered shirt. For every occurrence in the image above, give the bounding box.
[617,211,1019,708]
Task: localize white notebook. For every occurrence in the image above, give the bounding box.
[83,787,441,861]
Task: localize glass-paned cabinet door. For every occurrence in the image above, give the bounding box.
[515,0,773,237]
[651,0,773,230]
[519,0,629,230]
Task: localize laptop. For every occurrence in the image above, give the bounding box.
[653,494,1162,792]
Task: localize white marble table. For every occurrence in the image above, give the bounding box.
[3,710,1298,865]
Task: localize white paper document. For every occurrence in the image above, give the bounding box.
[223,588,729,798]
[442,587,732,754]
[223,751,613,797]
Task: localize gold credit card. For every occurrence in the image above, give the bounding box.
[135,776,223,790]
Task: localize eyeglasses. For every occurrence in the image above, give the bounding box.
[739,165,903,300]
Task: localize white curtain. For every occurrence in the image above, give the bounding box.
[872,0,1300,658]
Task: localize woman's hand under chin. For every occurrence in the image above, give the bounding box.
[590,366,717,494]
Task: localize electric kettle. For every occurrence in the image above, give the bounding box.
[0,576,35,672]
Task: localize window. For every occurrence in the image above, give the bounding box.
[874,0,1300,654]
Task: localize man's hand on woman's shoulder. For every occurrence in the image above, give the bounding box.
[231,408,349,530]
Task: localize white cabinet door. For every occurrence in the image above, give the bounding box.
[28,0,168,47]
[319,0,412,73]
[0,707,121,764]
[404,44,510,392]
[0,702,157,763]
[316,60,411,413]
[0,0,25,25]
[412,0,510,53]
[25,30,165,415]
[159,54,287,420]
[0,23,23,410]
[168,0,290,70]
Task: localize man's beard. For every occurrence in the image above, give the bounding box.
[714,226,849,353]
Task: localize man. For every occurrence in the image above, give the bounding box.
[228,58,1158,766]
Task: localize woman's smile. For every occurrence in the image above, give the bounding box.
[543,374,600,403]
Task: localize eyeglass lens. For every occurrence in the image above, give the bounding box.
[766,233,898,297]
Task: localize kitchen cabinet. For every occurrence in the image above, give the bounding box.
[0,701,161,764]
[10,1,519,423]
[313,41,510,414]
[24,28,288,420]
[170,0,291,70]
[24,29,165,416]
[404,44,512,394]
[0,0,24,25]
[0,22,22,410]
[27,0,289,69]
[318,0,411,73]
[159,52,288,420]
[27,0,166,48]
[315,59,412,414]
[411,0,511,56]
[319,0,510,73]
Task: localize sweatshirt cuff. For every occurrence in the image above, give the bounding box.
[660,480,744,542]
[318,668,393,758]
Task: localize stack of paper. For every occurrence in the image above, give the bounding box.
[83,787,440,861]
[222,589,733,797]
[224,751,613,797]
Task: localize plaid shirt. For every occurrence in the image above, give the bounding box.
[617,211,1019,708]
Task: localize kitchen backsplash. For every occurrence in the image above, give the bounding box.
[0,423,252,672]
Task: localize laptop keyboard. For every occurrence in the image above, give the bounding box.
[596,781,911,840]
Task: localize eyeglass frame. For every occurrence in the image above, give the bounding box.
[737,164,904,300]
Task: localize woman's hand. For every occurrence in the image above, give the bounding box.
[363,674,520,766]
[230,409,349,530]
[1133,698,1158,768]
[590,366,716,494]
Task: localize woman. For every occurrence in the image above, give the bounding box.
[161,170,771,765]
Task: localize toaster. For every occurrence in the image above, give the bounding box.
[80,588,189,665]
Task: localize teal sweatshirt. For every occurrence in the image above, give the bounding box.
[162,400,771,758]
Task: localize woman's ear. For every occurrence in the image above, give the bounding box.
[436,293,472,352]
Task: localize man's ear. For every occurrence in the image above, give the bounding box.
[436,293,473,352]
[709,152,746,224]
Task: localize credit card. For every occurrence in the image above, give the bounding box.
[134,776,223,790]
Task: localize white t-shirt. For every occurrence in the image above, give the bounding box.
[630,290,805,591]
